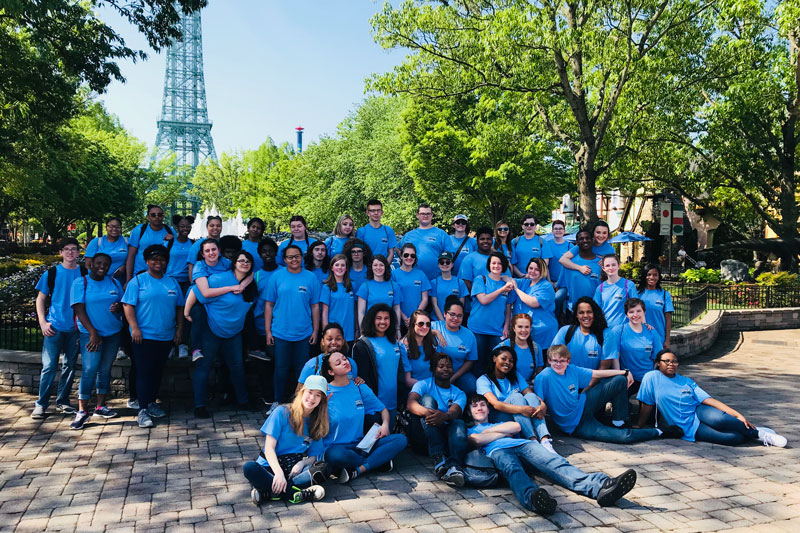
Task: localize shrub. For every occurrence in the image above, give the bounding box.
[619,263,642,283]
[680,267,721,284]
[756,271,800,287]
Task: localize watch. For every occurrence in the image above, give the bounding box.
[622,369,629,377]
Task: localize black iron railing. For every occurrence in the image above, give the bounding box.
[0,308,43,351]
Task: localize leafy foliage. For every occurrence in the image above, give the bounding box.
[680,267,722,284]
[756,272,800,288]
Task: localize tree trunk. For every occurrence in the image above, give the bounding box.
[576,147,599,225]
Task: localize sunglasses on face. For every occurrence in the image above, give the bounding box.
[453,220,466,225]
[403,253,416,258]
[438,260,452,265]
[415,321,431,327]
[523,222,536,227]
[497,227,510,232]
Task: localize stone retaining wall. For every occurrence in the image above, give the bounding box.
[720,307,800,332]
[668,310,723,360]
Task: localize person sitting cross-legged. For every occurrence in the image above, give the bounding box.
[466,395,638,515]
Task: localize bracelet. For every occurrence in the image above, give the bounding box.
[622,369,629,377]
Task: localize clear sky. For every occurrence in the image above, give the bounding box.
[96,0,405,155]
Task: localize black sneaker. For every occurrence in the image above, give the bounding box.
[441,466,465,487]
[56,403,77,414]
[597,469,637,507]
[659,425,684,439]
[530,488,557,515]
[194,406,210,419]
[70,411,91,430]
[432,454,447,477]
[337,467,358,484]
[248,350,272,362]
[375,460,393,473]
[308,461,328,486]
[289,485,325,503]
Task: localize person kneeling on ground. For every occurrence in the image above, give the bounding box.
[406,352,469,487]
[243,376,329,506]
[467,395,637,515]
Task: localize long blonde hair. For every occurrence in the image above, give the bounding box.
[288,387,329,441]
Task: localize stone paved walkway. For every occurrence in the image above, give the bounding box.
[1,329,799,532]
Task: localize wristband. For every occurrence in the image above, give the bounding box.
[622,369,629,378]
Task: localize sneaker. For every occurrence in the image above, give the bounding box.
[116,348,128,360]
[441,466,465,488]
[264,403,278,418]
[757,427,787,448]
[289,485,325,504]
[375,460,393,473]
[147,402,166,418]
[308,462,328,486]
[167,346,176,359]
[191,349,204,362]
[432,454,447,478]
[659,424,684,439]
[337,467,358,484]
[194,406,211,419]
[127,399,139,410]
[137,410,154,428]
[56,403,77,414]
[70,411,91,430]
[31,404,45,420]
[530,487,557,515]
[178,344,189,359]
[597,468,637,507]
[248,349,272,362]
[93,406,118,419]
[539,438,558,455]
[250,488,262,505]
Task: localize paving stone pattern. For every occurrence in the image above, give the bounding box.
[1,329,799,532]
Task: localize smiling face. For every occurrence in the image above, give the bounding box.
[477,233,493,253]
[207,219,222,239]
[526,260,541,282]
[90,255,111,278]
[290,220,306,239]
[248,221,264,241]
[575,302,595,330]
[331,258,347,278]
[413,314,431,337]
[202,242,219,263]
[340,217,354,236]
[106,219,122,239]
[433,356,453,382]
[374,311,391,335]
[60,244,80,265]
[489,256,504,275]
[548,353,570,375]
[513,317,531,341]
[283,248,303,272]
[259,244,277,266]
[320,327,345,354]
[493,349,515,377]
[445,304,464,330]
[177,219,192,238]
[576,231,593,252]
[601,256,620,277]
[401,246,416,267]
[552,223,565,240]
[469,399,490,423]
[626,303,645,324]
[594,225,609,245]
[438,256,453,273]
[327,351,352,378]
[234,253,253,276]
[146,254,167,275]
[657,352,679,378]
[371,258,386,279]
[646,268,660,290]
[302,388,323,411]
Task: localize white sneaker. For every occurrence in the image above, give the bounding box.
[178,344,189,359]
[137,410,154,428]
[127,399,139,410]
[540,438,559,455]
[192,349,204,362]
[757,427,787,448]
[116,348,128,360]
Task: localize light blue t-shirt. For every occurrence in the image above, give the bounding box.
[569,242,614,258]
[431,321,478,373]
[476,371,529,401]
[309,267,327,284]
[495,241,515,264]
[411,378,466,413]
[320,282,356,341]
[430,276,468,317]
[468,422,528,457]
[511,278,558,349]
[276,237,316,267]
[349,266,368,294]
[543,239,570,282]
[494,338,542,381]
[356,224,397,258]
[391,267,431,318]
[356,279,402,310]
[369,336,407,410]
[165,238,193,283]
[557,254,601,311]
[399,341,434,381]
[254,267,284,334]
[257,405,324,465]
[128,224,173,274]
[324,235,351,257]
[241,239,264,272]
[593,278,639,328]
[70,275,123,337]
[400,227,449,280]
[191,257,231,282]
[35,265,83,332]
[512,235,546,272]
[85,235,129,275]
[325,381,385,446]
[121,273,185,341]
[637,370,710,442]
[604,323,663,381]
[446,235,477,276]
[469,275,511,336]
[550,325,613,371]
[193,271,253,338]
[298,354,358,384]
[640,289,674,344]
[265,269,321,341]
[533,365,593,434]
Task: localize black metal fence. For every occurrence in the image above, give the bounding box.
[0,308,43,352]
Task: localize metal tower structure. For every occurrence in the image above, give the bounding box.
[153,7,216,215]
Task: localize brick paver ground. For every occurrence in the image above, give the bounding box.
[1,328,799,532]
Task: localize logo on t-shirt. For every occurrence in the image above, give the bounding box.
[587,350,598,359]
[590,273,599,279]
[427,236,436,242]
[613,293,623,300]
[381,237,388,243]
[645,344,653,354]
[355,399,364,409]
[413,280,422,287]
[388,291,394,296]
[167,289,177,296]
[680,386,692,396]
[568,384,577,393]
[298,286,308,293]
[109,290,118,296]
[655,299,664,307]
[457,344,467,353]
[450,288,459,295]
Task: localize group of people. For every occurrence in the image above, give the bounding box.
[30,201,787,515]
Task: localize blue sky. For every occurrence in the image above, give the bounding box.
[96,1,405,155]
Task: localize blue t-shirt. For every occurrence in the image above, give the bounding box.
[257,405,324,465]
[458,251,512,283]
[512,235,546,272]
[446,235,477,276]
[191,257,231,282]
[85,235,129,275]
[349,266,368,294]
[569,242,614,258]
[637,371,710,442]
[356,224,397,258]
[165,238,194,283]
[550,325,613,371]
[35,265,83,332]
[254,267,284,334]
[533,365,593,434]
[604,323,663,381]
[265,269,321,341]
[494,338,542,381]
[241,239,264,272]
[70,275,123,337]
[543,239,570,282]
[193,271,254,338]
[469,275,510,336]
[593,278,639,328]
[557,255,601,311]
[121,273,186,341]
[356,279,402,310]
[320,282,356,341]
[476,371,529,401]
[511,278,558,348]
[399,341,434,381]
[640,289,674,344]
[494,241,514,264]
[325,381,385,446]
[391,267,431,318]
[298,354,358,384]
[324,235,351,257]
[309,267,327,284]
[129,224,173,274]
[411,378,466,413]
[469,422,528,457]
[431,321,478,373]
[400,227,449,280]
[276,237,316,267]
[430,276,468,317]
[368,336,407,410]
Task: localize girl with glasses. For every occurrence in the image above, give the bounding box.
[431,296,478,394]
[391,243,430,334]
[399,310,438,387]
[492,220,515,264]
[430,251,468,321]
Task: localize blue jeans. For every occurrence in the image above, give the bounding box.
[37,330,80,408]
[492,441,608,511]
[554,287,568,319]
[78,332,120,400]
[189,304,207,352]
[573,375,660,443]
[409,394,468,469]
[472,333,502,377]
[194,331,249,408]
[273,336,310,403]
[242,460,313,497]
[130,339,172,410]
[324,434,408,472]
[694,404,758,445]
[454,372,477,395]
[491,392,550,440]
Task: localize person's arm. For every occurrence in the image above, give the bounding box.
[483,390,536,416]
[586,359,615,390]
[513,284,541,308]
[635,402,655,428]
[467,421,521,446]
[125,245,137,285]
[376,408,392,438]
[123,303,142,344]
[72,303,100,351]
[450,360,472,384]
[503,303,512,338]
[357,297,367,330]
[309,303,320,344]
[36,292,56,337]
[194,276,235,298]
[393,304,402,336]
[321,303,330,329]
[183,290,197,320]
[463,279,473,293]
[431,297,445,321]
[701,397,755,429]
[406,391,432,417]
[559,250,592,275]
[591,368,633,386]
[187,262,194,281]
[174,307,184,344]
[262,435,289,495]
[404,371,417,389]
[664,312,672,348]
[474,280,514,305]
[418,291,428,312]
[263,301,274,345]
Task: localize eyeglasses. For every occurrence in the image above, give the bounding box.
[285,255,302,260]
[415,321,431,328]
[497,227,509,232]
[418,212,433,217]
[403,253,416,258]
[549,359,568,366]
[446,312,463,319]
[438,260,452,265]
[351,249,364,254]
[523,222,536,227]
[236,259,252,264]
[659,360,679,366]
[62,248,79,253]
[149,213,164,218]
[453,220,466,225]
[367,209,382,213]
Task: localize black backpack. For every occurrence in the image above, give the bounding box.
[47,264,88,296]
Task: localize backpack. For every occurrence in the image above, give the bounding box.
[47,264,88,296]
[463,449,499,487]
[512,234,543,254]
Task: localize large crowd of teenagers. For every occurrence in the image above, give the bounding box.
[30,201,787,514]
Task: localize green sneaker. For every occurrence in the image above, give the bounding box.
[289,485,325,504]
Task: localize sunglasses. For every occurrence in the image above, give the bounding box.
[415,321,431,328]
[403,253,416,258]
[523,222,536,227]
[497,227,510,232]
[453,220,467,225]
[438,260,452,265]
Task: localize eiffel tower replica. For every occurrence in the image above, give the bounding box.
[153,6,217,216]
